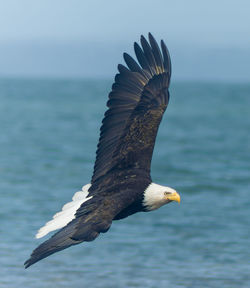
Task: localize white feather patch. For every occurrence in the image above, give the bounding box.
[143,183,176,211]
[35,183,92,239]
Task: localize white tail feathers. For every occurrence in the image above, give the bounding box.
[35,184,92,239]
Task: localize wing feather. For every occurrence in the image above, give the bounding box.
[134,42,154,75]
[123,53,142,73]
[140,35,158,74]
[148,33,164,73]
[91,33,171,184]
[161,40,172,77]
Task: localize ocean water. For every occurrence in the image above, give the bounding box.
[0,78,249,288]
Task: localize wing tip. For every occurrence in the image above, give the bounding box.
[148,32,155,44]
[24,259,33,269]
[135,33,171,76]
[160,39,172,75]
[25,220,81,269]
[140,34,147,43]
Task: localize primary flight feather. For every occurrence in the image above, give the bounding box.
[24,33,180,268]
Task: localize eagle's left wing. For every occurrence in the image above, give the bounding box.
[91,33,171,186]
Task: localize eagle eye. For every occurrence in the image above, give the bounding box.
[164,191,171,195]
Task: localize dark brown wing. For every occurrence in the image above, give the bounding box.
[91,33,171,184]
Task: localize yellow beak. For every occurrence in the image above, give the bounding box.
[166,192,181,204]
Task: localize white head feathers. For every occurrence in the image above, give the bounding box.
[143,183,178,211]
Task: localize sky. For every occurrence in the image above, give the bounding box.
[0,0,249,81]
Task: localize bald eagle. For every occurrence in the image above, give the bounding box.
[24,33,180,268]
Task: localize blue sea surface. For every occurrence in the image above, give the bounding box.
[0,78,249,288]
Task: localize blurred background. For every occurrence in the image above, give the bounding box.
[0,0,250,81]
[0,1,249,287]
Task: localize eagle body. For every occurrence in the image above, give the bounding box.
[25,33,181,268]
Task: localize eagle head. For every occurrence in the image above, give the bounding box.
[143,183,180,211]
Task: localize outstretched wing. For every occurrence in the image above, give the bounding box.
[91,33,171,184]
